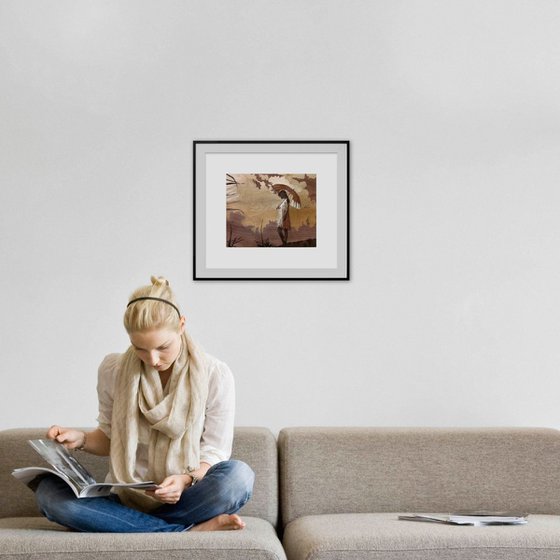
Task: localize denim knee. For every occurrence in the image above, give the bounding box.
[230,459,255,495]
[219,459,255,507]
[35,475,76,523]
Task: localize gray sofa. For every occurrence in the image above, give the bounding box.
[279,427,560,560]
[0,427,286,560]
[4,427,560,560]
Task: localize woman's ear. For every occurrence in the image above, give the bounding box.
[179,315,186,333]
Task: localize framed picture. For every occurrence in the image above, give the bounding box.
[193,140,350,280]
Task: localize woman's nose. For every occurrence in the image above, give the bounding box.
[147,351,159,365]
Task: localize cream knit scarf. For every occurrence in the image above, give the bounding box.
[109,332,209,511]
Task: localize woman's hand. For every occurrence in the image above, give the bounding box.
[46,425,85,450]
[146,474,191,504]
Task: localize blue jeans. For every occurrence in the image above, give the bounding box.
[35,460,255,533]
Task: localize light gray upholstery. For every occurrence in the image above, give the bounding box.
[283,513,560,560]
[0,517,285,560]
[6,425,560,560]
[279,427,560,526]
[279,427,560,560]
[0,427,285,560]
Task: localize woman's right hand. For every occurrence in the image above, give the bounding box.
[47,425,85,450]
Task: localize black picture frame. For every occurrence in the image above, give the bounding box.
[193,140,350,280]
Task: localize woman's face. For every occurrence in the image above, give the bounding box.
[129,321,184,372]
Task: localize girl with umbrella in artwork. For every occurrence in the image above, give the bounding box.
[276,190,291,246]
[273,185,301,247]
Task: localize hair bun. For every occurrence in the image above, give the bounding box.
[150,275,170,287]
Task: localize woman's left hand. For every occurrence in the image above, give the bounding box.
[146,474,190,504]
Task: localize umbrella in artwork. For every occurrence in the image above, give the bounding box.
[269,184,302,209]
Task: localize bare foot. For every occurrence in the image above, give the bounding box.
[191,514,246,532]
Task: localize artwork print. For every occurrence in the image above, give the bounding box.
[226,173,317,248]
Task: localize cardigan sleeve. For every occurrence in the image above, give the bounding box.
[96,353,120,439]
[199,357,236,466]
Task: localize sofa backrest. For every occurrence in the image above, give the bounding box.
[0,427,278,527]
[279,427,560,527]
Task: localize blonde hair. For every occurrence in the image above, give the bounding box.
[123,276,181,333]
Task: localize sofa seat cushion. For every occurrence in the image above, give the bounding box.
[0,516,286,560]
[283,513,560,560]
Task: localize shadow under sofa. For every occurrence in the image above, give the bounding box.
[0,426,286,560]
[279,427,560,560]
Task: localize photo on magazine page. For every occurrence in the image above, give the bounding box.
[29,439,96,489]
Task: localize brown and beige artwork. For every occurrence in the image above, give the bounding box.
[226,173,316,247]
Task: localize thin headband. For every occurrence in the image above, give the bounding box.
[126,297,181,318]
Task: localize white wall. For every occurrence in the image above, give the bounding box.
[2,1,560,433]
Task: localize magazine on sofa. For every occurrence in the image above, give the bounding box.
[12,439,159,498]
[398,512,529,526]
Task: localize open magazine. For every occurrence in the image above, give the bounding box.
[12,439,159,498]
[398,512,528,526]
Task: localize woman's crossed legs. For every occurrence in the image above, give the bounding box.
[35,460,254,533]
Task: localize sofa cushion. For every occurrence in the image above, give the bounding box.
[0,516,286,560]
[283,513,560,560]
[279,427,560,526]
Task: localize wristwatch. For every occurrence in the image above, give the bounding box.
[184,467,199,486]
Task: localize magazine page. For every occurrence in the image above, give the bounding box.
[77,481,160,498]
[28,439,96,491]
[12,467,83,497]
[398,513,528,526]
[398,515,450,524]
[449,513,528,525]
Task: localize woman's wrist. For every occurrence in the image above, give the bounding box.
[181,472,199,487]
[77,432,87,451]
[176,473,191,489]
